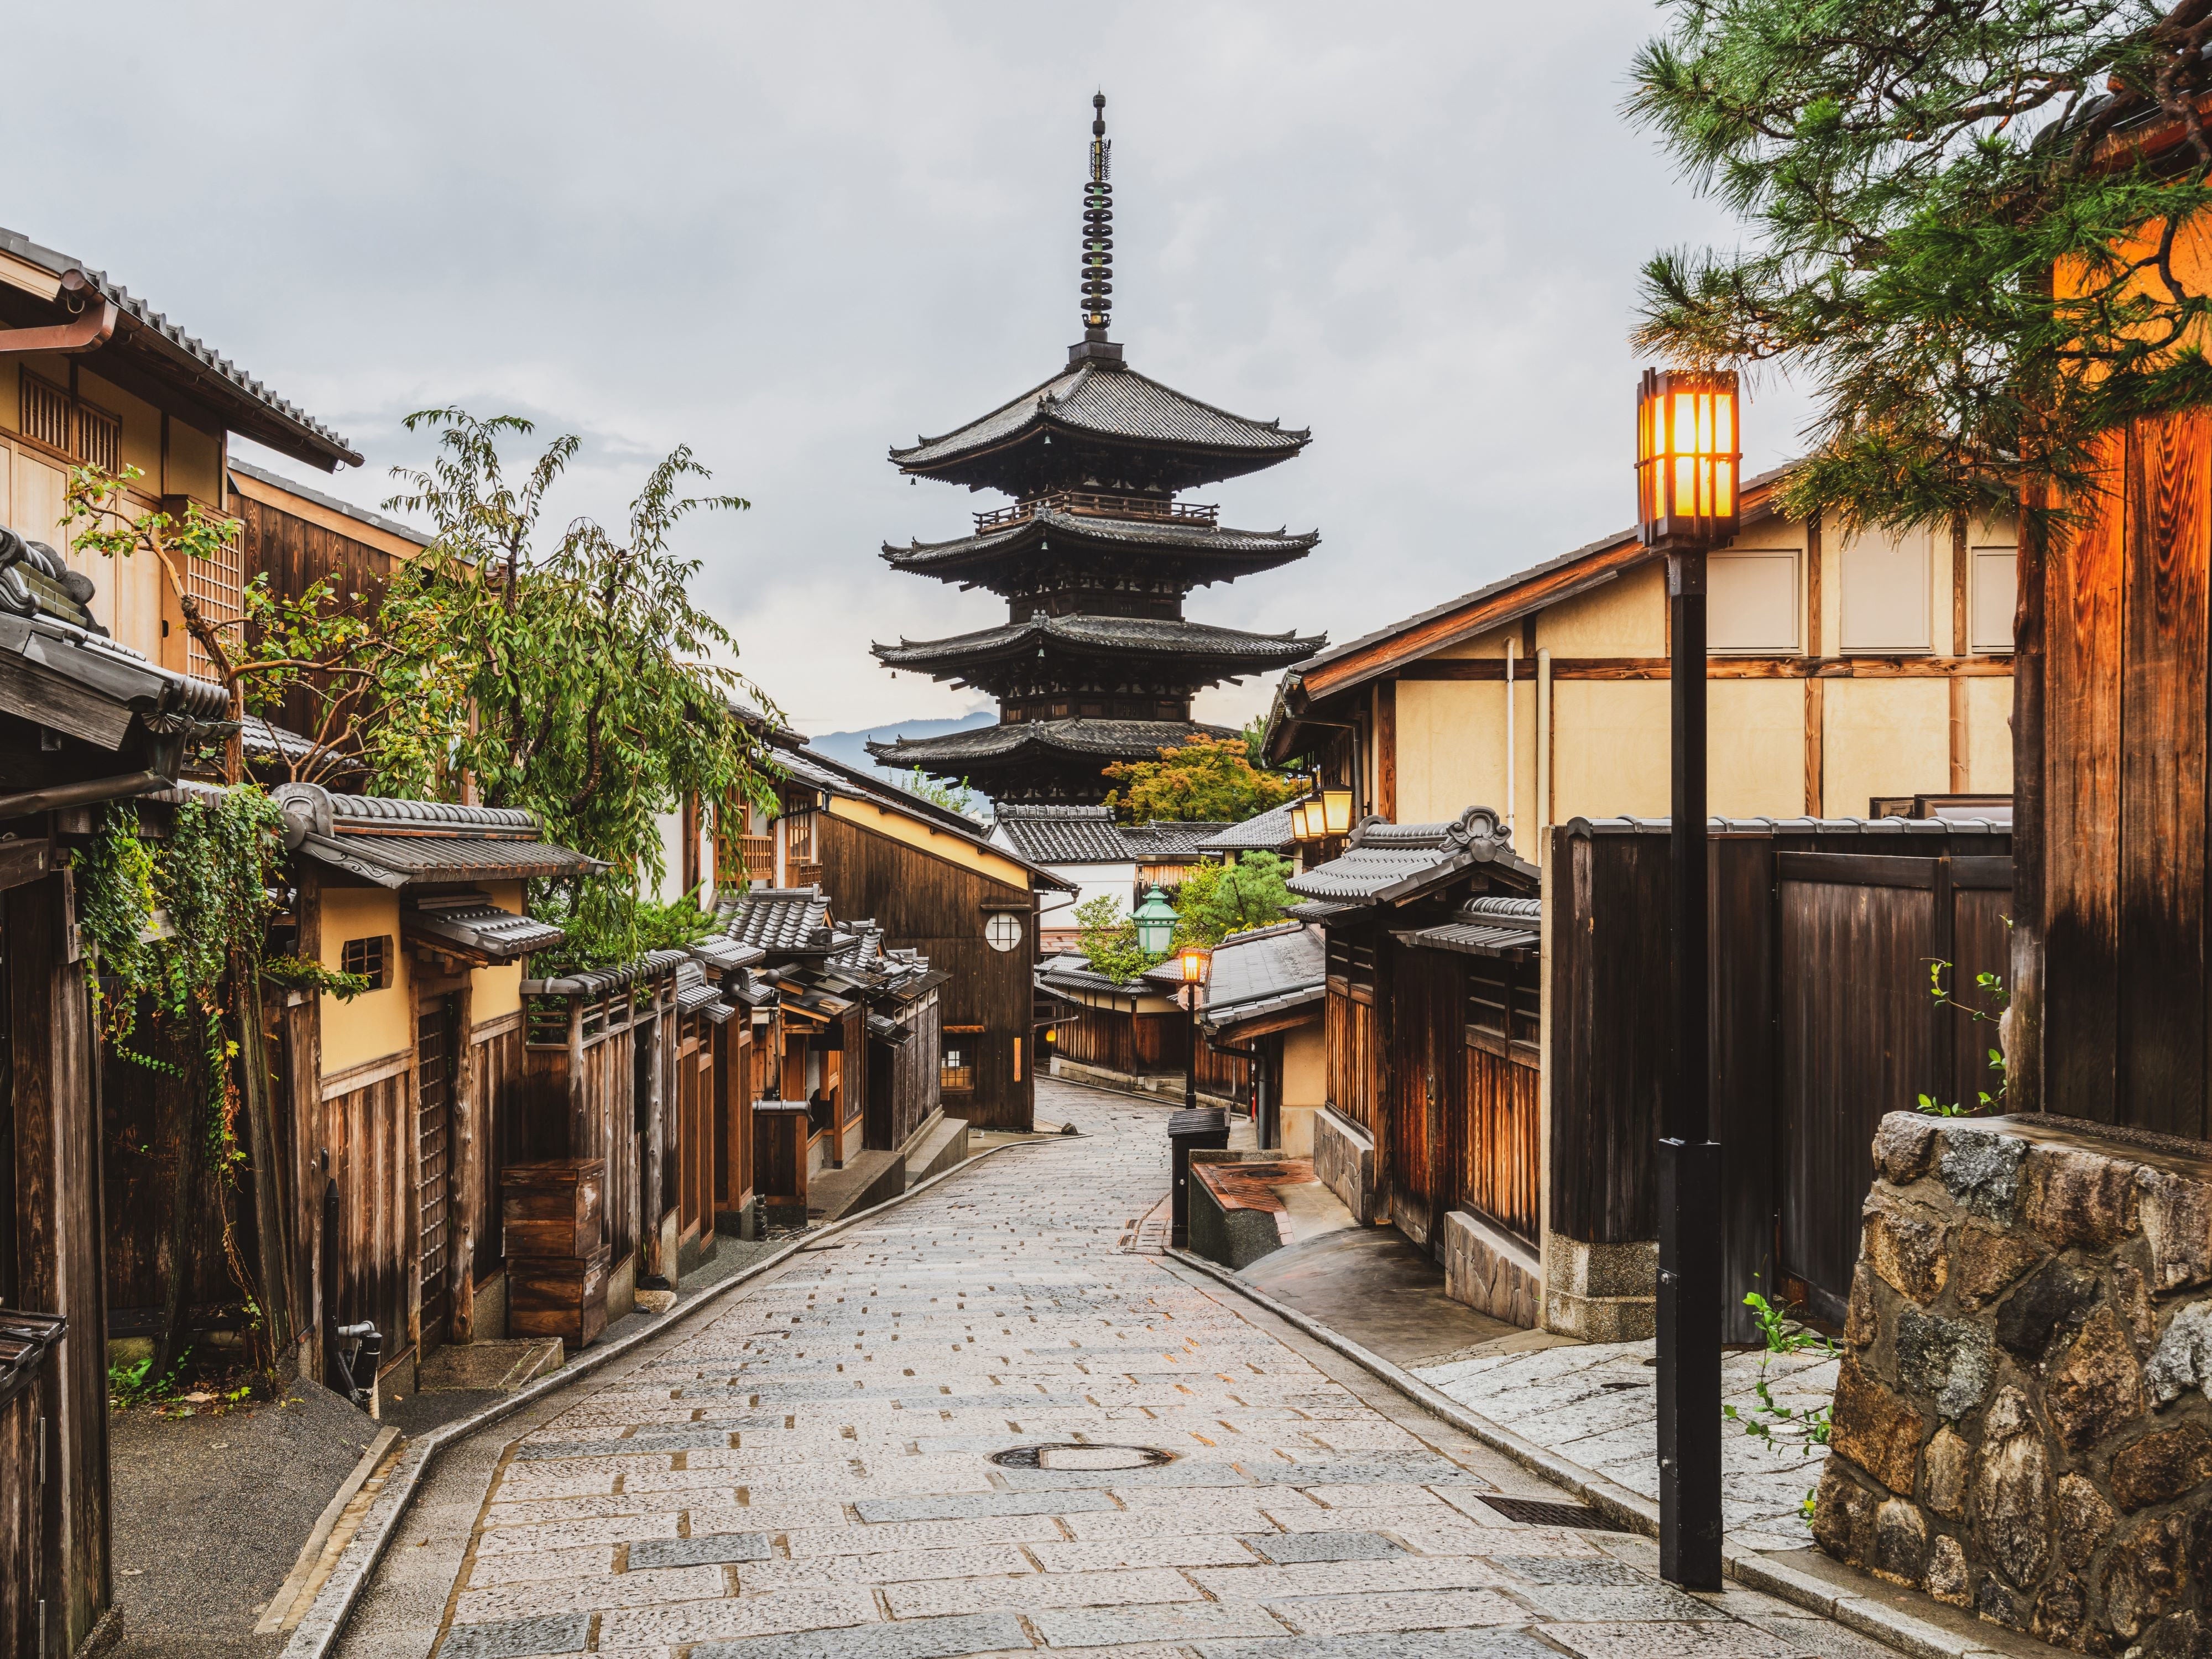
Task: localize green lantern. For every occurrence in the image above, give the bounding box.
[1131,886,1178,956]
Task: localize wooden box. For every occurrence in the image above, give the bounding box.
[502,1159,605,1258]
[507,1246,609,1348]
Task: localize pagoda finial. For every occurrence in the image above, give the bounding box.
[1080,91,1114,346]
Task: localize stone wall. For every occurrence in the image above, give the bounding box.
[1443,1209,1540,1328]
[1818,1112,2212,1656]
[1312,1107,1374,1225]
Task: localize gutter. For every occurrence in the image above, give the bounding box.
[0,272,116,357]
[0,768,169,823]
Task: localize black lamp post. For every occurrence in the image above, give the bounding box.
[1178,942,1212,1110]
[1635,366,1740,1590]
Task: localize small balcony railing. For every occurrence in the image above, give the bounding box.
[973,490,1218,535]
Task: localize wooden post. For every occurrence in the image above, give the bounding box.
[1375,682,1397,823]
[2010,495,2048,1112]
[286,867,324,1380]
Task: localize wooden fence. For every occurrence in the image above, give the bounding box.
[1551,817,2013,1338]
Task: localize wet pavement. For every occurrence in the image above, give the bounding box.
[332,1081,1892,1659]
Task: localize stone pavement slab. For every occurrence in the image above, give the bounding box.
[332,1082,1907,1659]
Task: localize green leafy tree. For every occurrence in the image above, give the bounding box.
[1102,735,1303,823]
[1072,891,1164,984]
[1628,0,2212,532]
[896,766,978,818]
[1171,852,1297,948]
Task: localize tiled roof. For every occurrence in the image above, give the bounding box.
[1287,806,1532,907]
[1,525,97,632]
[1196,801,1298,855]
[883,509,1317,572]
[869,717,1235,768]
[1567,814,2012,838]
[712,886,842,956]
[228,458,430,546]
[524,948,692,999]
[688,933,768,973]
[401,893,565,964]
[2,226,358,469]
[0,603,228,752]
[1036,953,1150,998]
[891,361,1308,473]
[272,782,601,889]
[1396,895,1542,959]
[1121,820,1232,858]
[873,614,1323,674]
[1182,922,1326,1035]
[993,805,1132,865]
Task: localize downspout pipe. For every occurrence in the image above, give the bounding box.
[0,270,119,357]
[0,768,169,823]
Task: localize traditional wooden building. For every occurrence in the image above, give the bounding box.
[869,96,1322,805]
[1196,921,1327,1155]
[1,540,226,1655]
[1266,468,2018,845]
[1287,808,1545,1324]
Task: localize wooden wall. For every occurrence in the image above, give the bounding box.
[1552,821,2013,1335]
[4,869,112,1652]
[232,491,401,748]
[1056,1005,1134,1075]
[1324,931,1381,1133]
[816,813,1036,1130]
[2015,410,2212,1136]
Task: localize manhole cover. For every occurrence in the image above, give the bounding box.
[1475,1495,1633,1532]
[990,1443,1176,1471]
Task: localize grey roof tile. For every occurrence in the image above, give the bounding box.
[1121,820,1232,858]
[1,226,357,467]
[401,893,565,963]
[883,508,1317,570]
[891,361,1308,471]
[869,717,1234,767]
[874,613,1322,671]
[712,886,840,956]
[993,805,1130,865]
[1286,807,1532,906]
[1196,800,1298,855]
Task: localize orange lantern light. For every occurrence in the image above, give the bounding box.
[1178,942,1212,987]
[1321,786,1353,837]
[1635,368,1740,552]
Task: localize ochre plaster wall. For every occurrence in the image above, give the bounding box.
[319,886,411,1074]
[1279,1021,1326,1159]
[468,881,526,1023]
[1824,679,1952,818]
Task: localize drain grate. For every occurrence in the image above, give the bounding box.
[1476,1495,1634,1532]
[990,1443,1176,1471]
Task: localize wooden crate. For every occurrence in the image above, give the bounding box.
[507,1248,610,1348]
[502,1159,605,1259]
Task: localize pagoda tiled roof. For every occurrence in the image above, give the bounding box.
[873,614,1323,676]
[882,509,1317,575]
[890,359,1308,483]
[868,717,1235,769]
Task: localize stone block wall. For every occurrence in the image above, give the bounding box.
[1443,1209,1540,1328]
[1818,1111,2212,1656]
[1313,1107,1374,1225]
[1542,1237,1658,1342]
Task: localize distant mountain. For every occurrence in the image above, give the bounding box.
[804,712,997,809]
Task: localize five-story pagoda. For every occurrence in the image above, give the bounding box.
[870,94,1323,806]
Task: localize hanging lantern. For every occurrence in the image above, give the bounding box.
[1290,798,1314,844]
[1131,886,1178,955]
[1321,786,1353,837]
[1635,368,1740,552]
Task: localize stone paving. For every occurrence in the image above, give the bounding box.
[1413,1340,1838,1554]
[406,1082,1880,1659]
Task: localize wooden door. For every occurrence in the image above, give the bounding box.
[1387,948,1462,1251]
[415,999,457,1352]
[677,1031,701,1240]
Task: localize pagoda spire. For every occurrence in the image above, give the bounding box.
[1073,93,1123,366]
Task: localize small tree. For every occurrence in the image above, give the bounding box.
[896,767,978,818]
[1628,0,2212,533]
[1072,891,1164,984]
[1172,853,1297,948]
[1103,736,1303,823]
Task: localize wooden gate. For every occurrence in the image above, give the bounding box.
[1778,852,2012,1316]
[415,998,457,1351]
[1463,953,1542,1244]
[1386,949,1464,1248]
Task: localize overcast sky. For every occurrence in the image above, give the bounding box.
[9,2,1809,737]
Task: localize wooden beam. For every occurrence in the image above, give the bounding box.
[1807,512,1824,657]
[1804,679,1825,816]
[1395,655,2014,681]
[1952,513,1971,657]
[1949,675,1969,792]
[1375,681,1397,822]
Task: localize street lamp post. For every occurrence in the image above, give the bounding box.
[1634,366,1740,1592]
[1178,941,1212,1109]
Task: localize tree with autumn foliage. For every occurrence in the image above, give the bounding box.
[1102,735,1303,823]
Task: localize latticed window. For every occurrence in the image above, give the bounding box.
[164,494,243,682]
[74,399,119,474]
[341,935,392,991]
[20,374,69,453]
[940,1042,974,1093]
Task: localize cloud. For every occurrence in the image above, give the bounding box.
[19,0,1804,738]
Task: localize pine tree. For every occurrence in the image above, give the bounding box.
[1630,1,2212,530]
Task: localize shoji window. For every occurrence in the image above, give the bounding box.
[1839,529,1933,653]
[1707,547,1799,653]
[1969,546,2017,655]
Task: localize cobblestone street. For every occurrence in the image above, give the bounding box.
[347,1081,1886,1659]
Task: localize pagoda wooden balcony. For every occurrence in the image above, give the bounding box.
[973,489,1218,534]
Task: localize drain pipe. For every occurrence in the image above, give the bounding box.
[0,769,170,823]
[1504,638,1518,849]
[1534,648,1552,862]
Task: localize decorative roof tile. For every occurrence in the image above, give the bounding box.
[1286,806,1532,907]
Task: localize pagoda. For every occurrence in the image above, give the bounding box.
[869,93,1324,806]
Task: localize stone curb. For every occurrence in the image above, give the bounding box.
[1162,1245,2015,1659]
[279,1132,1074,1659]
